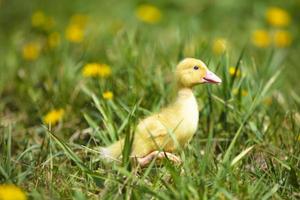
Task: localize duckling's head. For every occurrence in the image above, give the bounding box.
[176,58,221,88]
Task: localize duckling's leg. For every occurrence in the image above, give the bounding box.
[136,151,181,167]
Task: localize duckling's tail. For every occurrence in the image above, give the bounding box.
[100,139,124,161]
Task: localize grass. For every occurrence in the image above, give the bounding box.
[0,0,300,199]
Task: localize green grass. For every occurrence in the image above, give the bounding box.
[0,0,300,199]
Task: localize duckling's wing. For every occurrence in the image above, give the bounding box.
[135,115,181,153]
[136,115,171,138]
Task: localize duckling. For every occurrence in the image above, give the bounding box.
[101,58,221,166]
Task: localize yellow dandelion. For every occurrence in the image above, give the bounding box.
[263,97,272,106]
[31,10,46,27]
[102,91,114,100]
[232,89,247,96]
[242,90,248,97]
[266,7,291,27]
[212,38,228,55]
[82,63,112,78]
[22,42,41,61]
[251,29,271,48]
[31,10,55,31]
[97,64,112,77]
[65,24,84,43]
[135,4,162,24]
[218,193,226,200]
[82,63,101,77]
[43,109,64,125]
[232,88,238,95]
[48,32,60,48]
[70,14,89,28]
[0,184,27,200]
[273,30,292,48]
[229,67,241,77]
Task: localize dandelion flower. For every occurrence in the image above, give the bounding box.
[0,184,27,200]
[232,88,238,95]
[82,63,111,78]
[233,89,248,96]
[103,91,113,100]
[43,109,64,125]
[82,63,101,77]
[65,24,84,43]
[212,38,228,55]
[263,97,272,106]
[229,67,241,77]
[266,7,291,27]
[22,42,41,61]
[31,10,46,27]
[251,29,271,48]
[218,193,226,200]
[273,30,292,48]
[48,32,60,48]
[31,10,55,31]
[242,90,248,97]
[82,63,100,77]
[96,64,111,77]
[135,4,162,24]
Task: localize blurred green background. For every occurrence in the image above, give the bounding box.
[0,0,299,199]
[1,0,299,108]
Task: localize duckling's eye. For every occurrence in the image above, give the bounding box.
[193,66,199,70]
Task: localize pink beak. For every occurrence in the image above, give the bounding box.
[202,70,222,84]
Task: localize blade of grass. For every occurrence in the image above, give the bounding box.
[0,165,9,180]
[230,145,254,166]
[230,46,246,89]
[92,94,118,141]
[223,69,281,164]
[261,184,280,200]
[47,128,109,182]
[83,113,110,145]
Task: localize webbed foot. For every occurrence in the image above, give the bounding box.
[135,151,182,167]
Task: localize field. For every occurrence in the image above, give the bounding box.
[0,0,300,199]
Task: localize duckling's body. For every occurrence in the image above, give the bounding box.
[101,58,221,166]
[131,88,198,157]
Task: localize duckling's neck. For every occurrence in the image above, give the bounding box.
[173,87,197,109]
[176,87,194,100]
[173,86,199,136]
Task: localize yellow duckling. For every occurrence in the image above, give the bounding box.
[101,58,221,166]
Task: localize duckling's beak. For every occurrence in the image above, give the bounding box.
[202,70,222,84]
